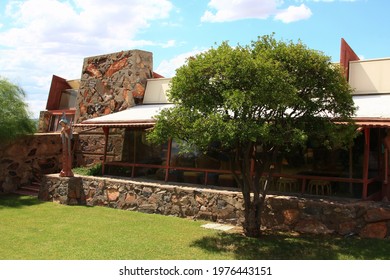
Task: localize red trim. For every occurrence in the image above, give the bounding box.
[153,72,164,78]
[340,38,360,81]
[362,127,370,199]
[46,75,71,110]
[47,109,76,115]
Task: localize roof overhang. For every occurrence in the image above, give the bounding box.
[352,118,390,128]
[73,103,174,128]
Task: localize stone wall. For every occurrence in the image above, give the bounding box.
[40,174,390,239]
[76,128,124,166]
[73,49,153,165]
[75,49,153,123]
[0,133,77,194]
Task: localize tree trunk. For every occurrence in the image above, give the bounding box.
[243,200,262,237]
[240,145,279,238]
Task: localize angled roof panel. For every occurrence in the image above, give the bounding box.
[74,103,174,128]
[46,75,71,110]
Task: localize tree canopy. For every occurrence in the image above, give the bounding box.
[148,35,356,237]
[0,77,36,144]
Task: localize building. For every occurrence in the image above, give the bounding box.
[40,40,390,201]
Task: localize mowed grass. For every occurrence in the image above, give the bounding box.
[1,195,390,260]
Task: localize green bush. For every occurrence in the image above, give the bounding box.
[72,163,102,176]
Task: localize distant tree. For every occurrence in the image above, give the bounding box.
[0,77,36,144]
[148,35,356,237]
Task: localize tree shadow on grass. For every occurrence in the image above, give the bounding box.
[0,194,44,209]
[191,231,390,260]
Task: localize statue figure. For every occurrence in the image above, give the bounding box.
[59,113,74,177]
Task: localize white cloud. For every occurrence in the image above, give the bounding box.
[274,4,312,23]
[161,40,176,48]
[155,49,207,78]
[201,0,312,23]
[0,0,174,118]
[297,0,357,2]
[201,0,279,22]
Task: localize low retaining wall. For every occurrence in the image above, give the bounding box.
[0,133,72,194]
[39,174,390,239]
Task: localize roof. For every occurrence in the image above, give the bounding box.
[46,75,71,110]
[353,95,390,119]
[73,103,174,128]
[334,95,390,128]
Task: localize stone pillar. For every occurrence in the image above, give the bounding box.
[75,49,153,123]
[39,174,85,205]
[73,49,153,166]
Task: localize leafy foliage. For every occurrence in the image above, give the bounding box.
[148,35,356,237]
[72,163,102,176]
[0,77,36,144]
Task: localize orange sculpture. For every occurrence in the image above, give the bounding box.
[59,114,74,177]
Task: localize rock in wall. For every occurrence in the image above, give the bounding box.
[0,133,76,194]
[75,50,153,123]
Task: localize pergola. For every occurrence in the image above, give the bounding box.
[73,101,390,200]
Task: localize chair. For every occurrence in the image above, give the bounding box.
[260,176,276,191]
[276,177,299,193]
[308,179,332,195]
[218,160,237,188]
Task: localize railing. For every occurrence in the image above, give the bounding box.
[102,161,380,199]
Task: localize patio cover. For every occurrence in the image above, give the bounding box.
[73,103,174,128]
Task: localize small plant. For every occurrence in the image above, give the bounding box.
[72,163,102,176]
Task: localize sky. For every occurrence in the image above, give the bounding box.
[1,0,389,118]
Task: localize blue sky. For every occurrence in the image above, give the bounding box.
[0,0,389,118]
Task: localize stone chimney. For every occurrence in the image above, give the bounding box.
[75,49,153,123]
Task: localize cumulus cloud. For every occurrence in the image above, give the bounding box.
[155,49,207,78]
[274,4,312,23]
[0,0,174,117]
[201,0,312,23]
[201,0,279,22]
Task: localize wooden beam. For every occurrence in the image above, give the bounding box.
[102,127,110,176]
[165,139,172,182]
[362,127,370,199]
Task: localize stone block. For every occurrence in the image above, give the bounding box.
[283,209,300,225]
[359,222,387,239]
[294,219,333,235]
[338,221,358,236]
[364,208,390,223]
[107,188,120,201]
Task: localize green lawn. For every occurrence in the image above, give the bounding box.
[0,194,389,260]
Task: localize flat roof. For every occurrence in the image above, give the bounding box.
[74,103,174,128]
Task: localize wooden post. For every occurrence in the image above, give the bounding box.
[131,130,137,177]
[102,127,110,176]
[349,145,353,195]
[362,127,370,199]
[165,138,172,182]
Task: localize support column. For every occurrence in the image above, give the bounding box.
[362,127,370,199]
[102,127,110,176]
[165,139,172,182]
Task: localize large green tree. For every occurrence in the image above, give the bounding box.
[0,77,36,144]
[148,35,356,237]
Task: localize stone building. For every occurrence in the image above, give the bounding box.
[38,49,163,166]
[71,40,390,201]
[31,40,390,201]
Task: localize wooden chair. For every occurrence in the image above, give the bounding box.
[276,177,299,193]
[308,179,332,195]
